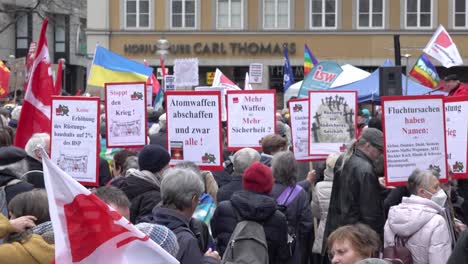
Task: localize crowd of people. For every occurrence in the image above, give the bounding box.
[0,74,466,264]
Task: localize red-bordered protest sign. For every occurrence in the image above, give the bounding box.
[382,95,448,186]
[288,98,327,161]
[51,96,100,186]
[444,96,468,179]
[226,90,276,151]
[308,90,358,156]
[165,90,223,171]
[105,82,148,148]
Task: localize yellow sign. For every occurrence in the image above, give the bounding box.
[206,72,215,85]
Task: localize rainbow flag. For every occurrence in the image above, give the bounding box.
[88,45,153,87]
[304,44,318,77]
[409,54,440,88]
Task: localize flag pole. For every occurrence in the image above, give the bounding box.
[403,53,411,95]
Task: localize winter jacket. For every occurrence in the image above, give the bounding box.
[151,207,219,264]
[271,183,313,264]
[216,174,242,204]
[149,129,168,150]
[447,229,468,264]
[118,170,162,223]
[311,175,333,254]
[384,195,452,264]
[448,82,468,96]
[0,214,54,264]
[211,190,290,264]
[384,186,410,216]
[327,149,385,239]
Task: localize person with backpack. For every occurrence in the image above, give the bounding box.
[211,161,290,264]
[270,151,313,264]
[384,169,452,264]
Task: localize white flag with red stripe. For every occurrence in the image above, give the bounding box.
[14,19,53,148]
[244,72,253,90]
[423,24,463,68]
[41,149,179,264]
[212,68,241,90]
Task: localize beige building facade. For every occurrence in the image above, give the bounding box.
[87,0,468,91]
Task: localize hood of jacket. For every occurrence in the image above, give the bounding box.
[153,207,191,232]
[387,195,445,237]
[230,190,278,222]
[120,170,161,200]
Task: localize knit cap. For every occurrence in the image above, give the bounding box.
[136,222,179,257]
[242,161,274,194]
[138,145,171,173]
[360,127,383,151]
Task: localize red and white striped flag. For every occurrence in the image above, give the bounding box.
[41,149,179,264]
[212,68,240,90]
[14,19,54,148]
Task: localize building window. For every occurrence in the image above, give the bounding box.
[263,0,290,29]
[15,12,32,58]
[310,0,337,29]
[55,15,66,53]
[357,0,384,28]
[454,0,468,28]
[405,0,432,28]
[125,0,150,28]
[217,0,243,29]
[171,0,196,29]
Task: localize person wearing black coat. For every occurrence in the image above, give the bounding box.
[326,128,385,241]
[211,162,289,264]
[447,228,468,264]
[270,151,313,264]
[150,168,220,264]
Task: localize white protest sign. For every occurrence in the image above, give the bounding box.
[164,75,175,91]
[166,91,223,170]
[51,97,100,186]
[249,63,263,84]
[105,82,147,148]
[308,91,357,156]
[445,96,468,179]
[195,86,226,121]
[382,95,448,186]
[174,58,199,86]
[226,90,276,150]
[146,84,152,107]
[288,99,327,161]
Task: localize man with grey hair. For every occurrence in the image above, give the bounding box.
[216,147,260,203]
[149,168,220,264]
[326,127,385,242]
[24,133,50,162]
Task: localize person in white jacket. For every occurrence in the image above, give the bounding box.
[384,169,452,264]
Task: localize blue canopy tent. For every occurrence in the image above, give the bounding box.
[329,60,446,104]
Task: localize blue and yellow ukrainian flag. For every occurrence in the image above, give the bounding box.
[87,45,153,87]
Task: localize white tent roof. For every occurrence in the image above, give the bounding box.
[284,64,371,107]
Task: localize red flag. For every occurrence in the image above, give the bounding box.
[24,41,37,93]
[54,59,63,95]
[14,19,54,148]
[143,60,160,95]
[160,55,167,78]
[76,89,82,96]
[0,61,10,98]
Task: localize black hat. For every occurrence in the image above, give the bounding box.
[138,145,171,173]
[0,146,27,166]
[360,128,384,151]
[444,74,459,81]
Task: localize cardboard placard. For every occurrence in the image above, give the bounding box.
[146,84,153,107]
[51,96,100,186]
[382,95,448,186]
[105,82,147,148]
[444,96,468,179]
[195,86,226,121]
[288,98,327,161]
[226,90,276,151]
[165,91,223,170]
[308,91,358,156]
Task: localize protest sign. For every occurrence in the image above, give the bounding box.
[174,58,199,86]
[51,96,100,186]
[288,98,327,161]
[195,86,226,121]
[166,91,223,170]
[249,63,263,83]
[146,84,152,107]
[382,95,448,186]
[298,61,343,98]
[105,82,147,148]
[444,96,468,179]
[308,91,357,156]
[226,90,276,150]
[164,75,175,91]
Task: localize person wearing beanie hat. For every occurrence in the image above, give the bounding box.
[326,127,385,249]
[117,144,171,223]
[136,222,180,257]
[211,161,290,263]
